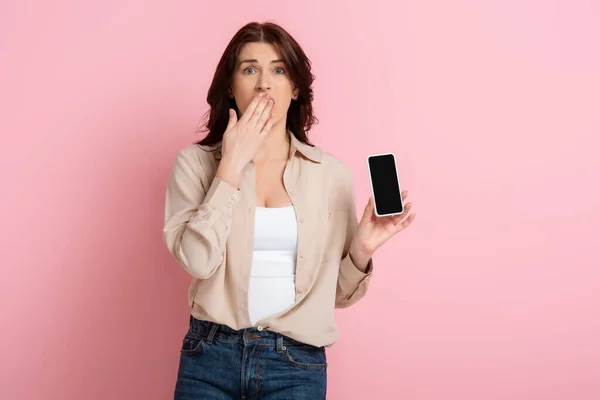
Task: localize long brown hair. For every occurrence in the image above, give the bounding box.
[195,21,318,148]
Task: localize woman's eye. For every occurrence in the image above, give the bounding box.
[243,66,284,74]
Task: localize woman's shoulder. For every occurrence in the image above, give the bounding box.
[169,142,221,181]
[173,142,221,164]
[318,149,354,183]
[314,148,357,209]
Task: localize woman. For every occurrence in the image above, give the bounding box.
[163,21,415,399]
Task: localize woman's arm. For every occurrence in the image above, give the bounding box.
[334,160,416,308]
[163,147,241,280]
[335,169,374,308]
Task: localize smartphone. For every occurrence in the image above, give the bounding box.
[367,153,404,217]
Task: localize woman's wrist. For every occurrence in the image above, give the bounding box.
[216,159,244,188]
[348,240,373,272]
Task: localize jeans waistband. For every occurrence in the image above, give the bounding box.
[188,315,322,352]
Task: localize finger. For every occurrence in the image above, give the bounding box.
[258,112,275,136]
[391,202,411,224]
[225,109,238,132]
[250,95,270,127]
[402,190,408,201]
[256,99,274,131]
[394,213,416,233]
[360,197,375,223]
[240,93,264,123]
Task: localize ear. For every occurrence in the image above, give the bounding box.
[292,87,299,100]
[228,87,234,98]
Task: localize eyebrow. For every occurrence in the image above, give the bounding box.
[238,58,284,65]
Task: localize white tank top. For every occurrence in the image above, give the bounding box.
[248,205,298,326]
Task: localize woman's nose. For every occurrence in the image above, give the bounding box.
[257,76,271,92]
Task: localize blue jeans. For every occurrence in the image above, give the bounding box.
[174,316,328,399]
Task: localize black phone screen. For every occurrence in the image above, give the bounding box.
[368,154,404,216]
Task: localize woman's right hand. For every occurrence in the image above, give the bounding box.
[222,93,275,168]
[216,93,275,187]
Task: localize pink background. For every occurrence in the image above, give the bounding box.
[2,0,599,399]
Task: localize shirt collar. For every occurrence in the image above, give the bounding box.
[288,131,322,163]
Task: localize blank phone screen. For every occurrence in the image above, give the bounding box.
[368,154,403,215]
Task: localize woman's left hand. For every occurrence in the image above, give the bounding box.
[352,191,416,257]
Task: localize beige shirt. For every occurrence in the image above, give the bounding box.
[163,133,374,347]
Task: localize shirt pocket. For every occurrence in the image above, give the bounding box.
[320,209,349,263]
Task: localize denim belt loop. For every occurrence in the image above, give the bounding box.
[276,333,285,353]
[205,323,219,344]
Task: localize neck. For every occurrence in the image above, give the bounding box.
[253,121,290,161]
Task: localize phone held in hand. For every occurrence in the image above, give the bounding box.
[367,153,404,217]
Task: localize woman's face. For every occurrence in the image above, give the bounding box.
[230,42,298,124]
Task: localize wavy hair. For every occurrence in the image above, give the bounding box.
[195,21,318,148]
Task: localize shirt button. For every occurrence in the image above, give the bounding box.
[257,325,264,331]
[299,252,304,258]
[289,188,295,194]
[299,217,304,223]
[230,194,237,200]
[296,288,306,293]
